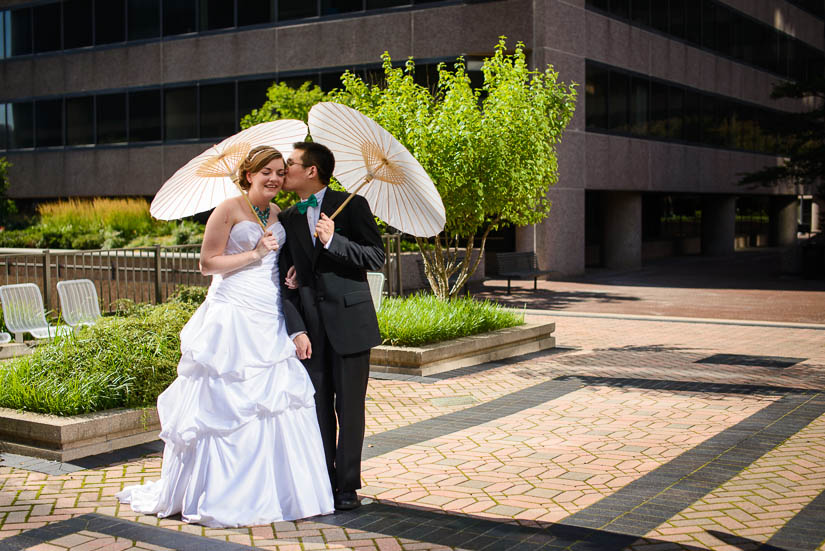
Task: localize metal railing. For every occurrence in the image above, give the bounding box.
[1,236,403,315]
[0,245,207,314]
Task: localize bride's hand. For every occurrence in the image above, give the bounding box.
[254,231,279,259]
[284,266,298,289]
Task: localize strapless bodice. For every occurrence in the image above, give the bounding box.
[207,220,286,315]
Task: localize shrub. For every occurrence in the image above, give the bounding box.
[378,293,524,347]
[0,227,43,248]
[171,220,204,245]
[0,301,197,415]
[167,285,208,307]
[70,232,104,250]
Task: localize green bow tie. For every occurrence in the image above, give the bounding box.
[296,194,318,214]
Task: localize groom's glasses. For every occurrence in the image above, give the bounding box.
[286,159,309,168]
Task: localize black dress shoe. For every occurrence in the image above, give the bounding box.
[334,491,360,511]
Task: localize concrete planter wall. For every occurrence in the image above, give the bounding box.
[370,322,555,377]
[0,406,160,462]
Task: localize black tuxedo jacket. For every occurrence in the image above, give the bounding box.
[278,189,385,355]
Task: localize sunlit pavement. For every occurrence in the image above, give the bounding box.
[2,251,825,551]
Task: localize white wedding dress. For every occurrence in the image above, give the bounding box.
[117,221,334,527]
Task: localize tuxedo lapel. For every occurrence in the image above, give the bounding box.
[287,206,315,259]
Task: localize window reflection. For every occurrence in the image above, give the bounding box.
[585,61,788,155]
[585,0,825,82]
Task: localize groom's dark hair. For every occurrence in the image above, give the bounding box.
[293,141,334,186]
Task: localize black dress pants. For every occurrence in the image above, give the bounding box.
[302,327,370,493]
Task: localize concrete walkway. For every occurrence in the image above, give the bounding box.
[1,249,824,551]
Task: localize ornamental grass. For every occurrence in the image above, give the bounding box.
[0,300,196,416]
[377,293,524,347]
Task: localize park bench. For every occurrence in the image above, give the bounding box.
[494,251,555,294]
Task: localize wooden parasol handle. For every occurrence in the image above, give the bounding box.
[314,174,373,236]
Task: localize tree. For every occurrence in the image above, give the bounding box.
[328,38,577,299]
[739,76,824,209]
[240,81,327,127]
[0,157,17,227]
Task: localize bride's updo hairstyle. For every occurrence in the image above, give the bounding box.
[235,146,283,191]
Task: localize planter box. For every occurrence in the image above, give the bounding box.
[370,322,555,377]
[0,406,160,462]
[0,343,32,360]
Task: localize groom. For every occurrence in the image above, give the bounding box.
[278,141,385,511]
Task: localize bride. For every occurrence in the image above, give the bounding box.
[117,145,334,527]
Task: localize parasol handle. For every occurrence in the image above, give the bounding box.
[233,180,268,232]
[315,174,373,237]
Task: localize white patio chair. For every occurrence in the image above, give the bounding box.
[367,271,385,311]
[0,332,11,344]
[57,279,102,330]
[0,283,72,343]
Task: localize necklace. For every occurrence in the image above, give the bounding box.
[252,204,271,227]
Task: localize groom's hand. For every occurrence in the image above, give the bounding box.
[315,213,334,245]
[293,333,312,360]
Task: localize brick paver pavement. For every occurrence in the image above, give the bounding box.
[2,251,824,550]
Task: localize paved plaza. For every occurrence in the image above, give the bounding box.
[2,249,824,551]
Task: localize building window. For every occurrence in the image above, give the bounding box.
[95,0,125,45]
[127,0,160,41]
[607,71,629,133]
[10,8,32,56]
[66,96,94,145]
[278,0,319,20]
[199,82,236,138]
[585,64,608,130]
[163,0,197,36]
[238,0,272,26]
[238,78,274,120]
[585,60,788,155]
[366,0,408,9]
[34,99,63,147]
[97,93,127,144]
[200,0,234,31]
[0,104,6,150]
[585,0,825,82]
[8,102,34,149]
[129,89,162,142]
[322,0,364,16]
[64,0,94,49]
[33,3,61,53]
[164,86,197,140]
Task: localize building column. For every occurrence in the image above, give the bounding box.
[701,195,736,255]
[769,196,799,246]
[602,191,642,270]
[812,200,821,234]
[518,188,585,276]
